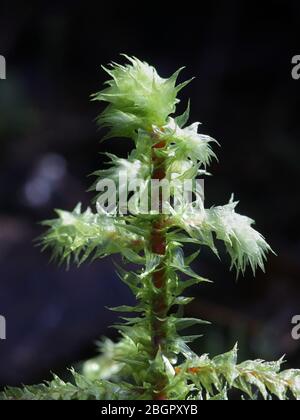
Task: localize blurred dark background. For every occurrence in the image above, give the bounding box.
[0,0,300,387]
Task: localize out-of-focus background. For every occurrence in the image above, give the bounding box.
[0,0,300,387]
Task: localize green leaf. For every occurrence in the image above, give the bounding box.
[114,264,140,293]
[213,344,238,386]
[175,100,190,128]
[280,369,300,400]
[108,305,144,313]
[173,317,210,331]
[170,247,211,283]
[173,296,194,306]
[184,250,200,266]
[176,278,210,295]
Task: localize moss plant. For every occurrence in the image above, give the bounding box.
[2,56,300,400]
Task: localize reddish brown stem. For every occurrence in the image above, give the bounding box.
[150,138,169,400]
